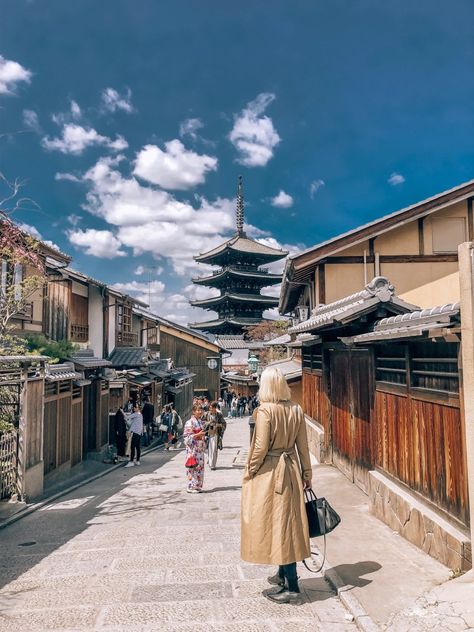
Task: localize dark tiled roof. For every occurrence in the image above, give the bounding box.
[195,234,288,263]
[289,277,417,334]
[108,347,150,368]
[69,349,112,368]
[349,302,460,344]
[214,335,248,349]
[191,292,278,307]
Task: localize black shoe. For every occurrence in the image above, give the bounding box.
[267,572,285,587]
[264,587,302,605]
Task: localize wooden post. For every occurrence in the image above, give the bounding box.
[458,241,474,549]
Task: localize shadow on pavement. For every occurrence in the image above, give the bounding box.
[203,485,242,493]
[0,448,179,591]
[330,561,382,588]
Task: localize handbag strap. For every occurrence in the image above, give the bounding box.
[303,490,326,574]
[303,533,326,574]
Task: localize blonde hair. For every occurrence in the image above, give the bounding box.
[258,367,291,403]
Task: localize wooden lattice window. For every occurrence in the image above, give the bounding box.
[116,303,132,333]
[376,346,407,386]
[410,341,459,395]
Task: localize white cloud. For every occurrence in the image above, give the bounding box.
[271,190,294,208]
[67,228,126,258]
[229,92,280,167]
[388,172,405,186]
[0,55,31,95]
[134,264,164,276]
[63,154,302,282]
[310,179,325,199]
[179,117,204,141]
[55,172,82,183]
[52,99,83,125]
[42,124,128,155]
[67,214,82,226]
[23,109,42,134]
[101,87,134,113]
[133,140,217,190]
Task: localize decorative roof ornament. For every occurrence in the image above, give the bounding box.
[236,175,245,235]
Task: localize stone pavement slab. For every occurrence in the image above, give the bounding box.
[0,417,356,631]
[311,463,451,627]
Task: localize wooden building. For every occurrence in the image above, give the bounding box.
[280,178,474,316]
[288,277,470,570]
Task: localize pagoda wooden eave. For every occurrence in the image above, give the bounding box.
[190,292,279,309]
[194,234,288,265]
[192,267,282,287]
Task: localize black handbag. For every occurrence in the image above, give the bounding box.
[303,489,341,573]
[305,489,341,537]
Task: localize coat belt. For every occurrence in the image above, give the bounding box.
[267,448,296,495]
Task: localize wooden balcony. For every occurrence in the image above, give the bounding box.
[116,330,139,347]
[70,323,89,343]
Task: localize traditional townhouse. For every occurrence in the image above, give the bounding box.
[279,180,474,571]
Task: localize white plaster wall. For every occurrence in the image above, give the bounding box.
[88,285,104,357]
[108,296,116,354]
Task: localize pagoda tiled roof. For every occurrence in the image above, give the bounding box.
[192,266,282,286]
[189,316,265,331]
[195,234,288,263]
[190,292,278,308]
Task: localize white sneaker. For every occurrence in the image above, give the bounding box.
[124,461,135,468]
[187,489,199,494]
[135,461,141,466]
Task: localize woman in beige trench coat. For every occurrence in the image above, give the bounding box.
[241,367,312,604]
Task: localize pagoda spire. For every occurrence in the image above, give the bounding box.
[236,175,245,235]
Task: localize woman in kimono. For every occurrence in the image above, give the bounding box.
[241,367,312,604]
[183,403,206,493]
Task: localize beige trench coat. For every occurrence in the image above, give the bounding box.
[241,401,312,566]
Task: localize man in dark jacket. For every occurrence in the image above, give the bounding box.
[141,397,155,446]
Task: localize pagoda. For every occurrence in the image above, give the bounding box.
[189,177,288,335]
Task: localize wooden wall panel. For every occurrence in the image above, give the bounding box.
[375,390,468,525]
[26,379,44,468]
[160,332,220,400]
[57,397,71,466]
[71,398,83,466]
[43,400,57,475]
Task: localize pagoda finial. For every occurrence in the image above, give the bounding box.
[236,175,245,235]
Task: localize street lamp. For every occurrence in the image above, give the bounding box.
[248,354,259,374]
[296,305,310,323]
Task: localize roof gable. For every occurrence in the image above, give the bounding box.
[289,277,417,334]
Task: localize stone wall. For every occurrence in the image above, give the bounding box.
[369,470,472,571]
[305,416,324,463]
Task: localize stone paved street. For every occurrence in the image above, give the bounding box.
[0,417,356,631]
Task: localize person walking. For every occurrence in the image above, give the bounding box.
[204,401,227,470]
[183,404,206,493]
[170,404,182,449]
[241,367,312,604]
[231,395,238,418]
[141,397,155,447]
[125,404,144,467]
[114,406,127,461]
[160,405,173,450]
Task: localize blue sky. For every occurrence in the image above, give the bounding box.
[1,0,474,323]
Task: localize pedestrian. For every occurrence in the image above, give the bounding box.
[238,394,247,417]
[231,395,238,418]
[141,397,155,447]
[125,403,144,467]
[241,367,312,604]
[183,403,206,493]
[204,401,227,470]
[160,405,173,449]
[114,406,127,461]
[170,403,182,449]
